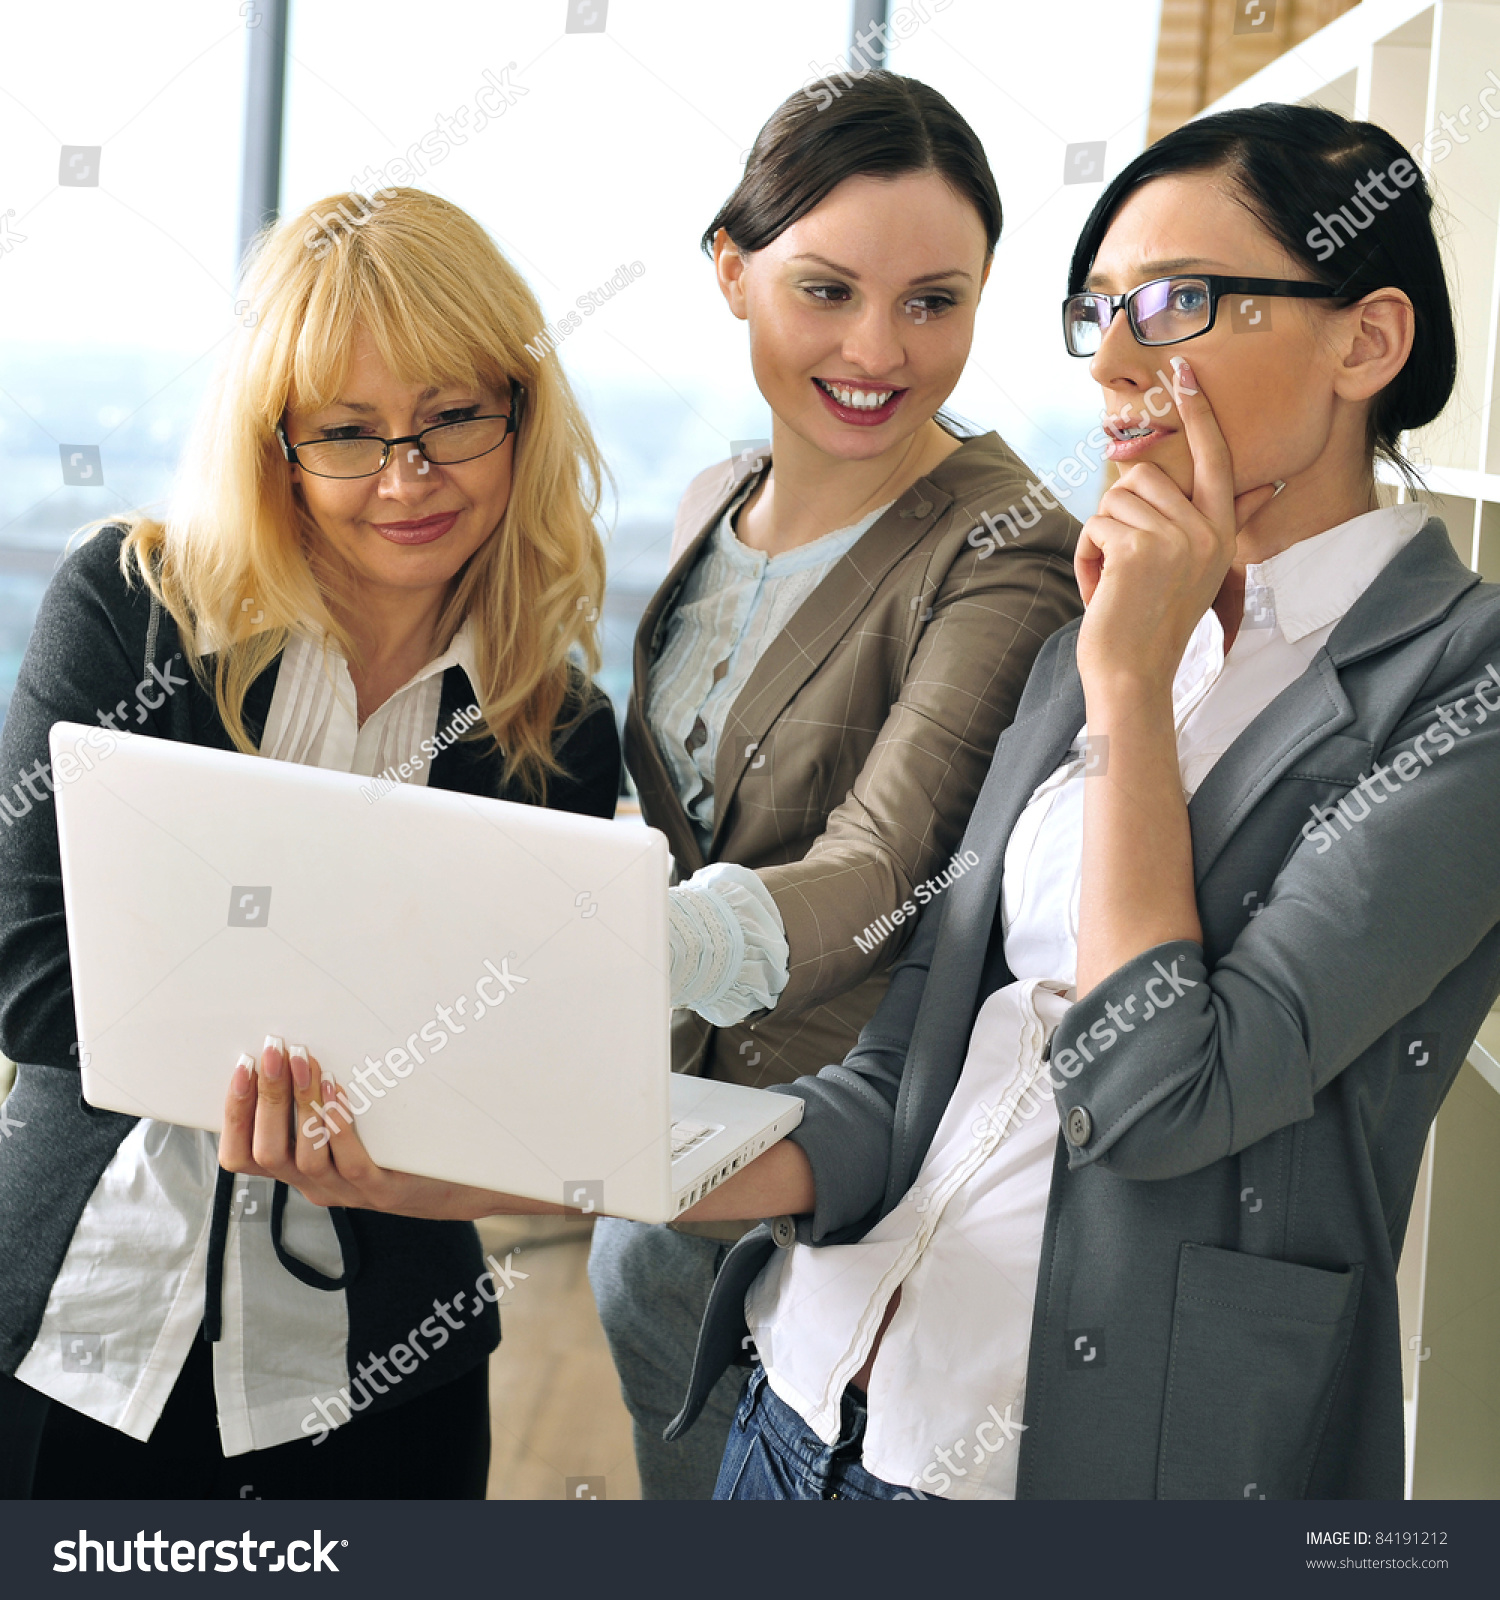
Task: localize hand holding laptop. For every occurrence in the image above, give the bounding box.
[218,1037,570,1222]
[218,1037,818,1224]
[58,723,804,1223]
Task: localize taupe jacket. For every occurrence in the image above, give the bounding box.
[627,430,1082,1090]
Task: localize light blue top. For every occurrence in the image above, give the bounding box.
[648,482,892,1025]
[648,483,890,852]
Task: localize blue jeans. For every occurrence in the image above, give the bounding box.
[715,1366,923,1500]
[587,1216,749,1500]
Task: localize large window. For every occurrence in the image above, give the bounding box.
[0,1,244,718]
[2,1,1160,731]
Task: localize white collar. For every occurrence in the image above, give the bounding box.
[293,612,480,700]
[415,612,480,693]
[1247,500,1428,644]
[1169,500,1428,725]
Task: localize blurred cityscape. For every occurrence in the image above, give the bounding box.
[0,341,1101,750]
[0,344,778,742]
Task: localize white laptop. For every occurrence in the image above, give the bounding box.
[49,720,802,1223]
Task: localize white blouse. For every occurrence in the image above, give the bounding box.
[745,502,1428,1498]
[15,622,483,1455]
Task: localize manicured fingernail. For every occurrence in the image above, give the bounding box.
[289,1044,310,1090]
[1272,478,1286,497]
[1170,356,1197,394]
[262,1035,285,1080]
[232,1057,254,1096]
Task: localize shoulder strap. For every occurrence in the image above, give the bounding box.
[144,592,161,681]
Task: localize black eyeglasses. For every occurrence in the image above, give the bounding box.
[1061,275,1340,356]
[278,395,522,480]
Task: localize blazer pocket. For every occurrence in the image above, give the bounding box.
[1156,1242,1363,1500]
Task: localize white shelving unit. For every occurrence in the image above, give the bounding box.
[1203,0,1500,1500]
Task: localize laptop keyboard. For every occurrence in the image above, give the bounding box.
[670,1119,723,1159]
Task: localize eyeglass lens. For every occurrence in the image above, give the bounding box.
[294,415,511,479]
[1065,277,1213,354]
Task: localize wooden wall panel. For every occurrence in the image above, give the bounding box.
[1148,0,1364,143]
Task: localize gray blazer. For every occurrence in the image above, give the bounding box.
[668,519,1500,1499]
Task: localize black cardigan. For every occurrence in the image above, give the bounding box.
[0,525,620,1412]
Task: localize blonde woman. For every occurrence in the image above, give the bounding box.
[0,188,618,1499]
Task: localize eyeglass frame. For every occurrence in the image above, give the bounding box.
[1060,275,1342,356]
[276,382,526,479]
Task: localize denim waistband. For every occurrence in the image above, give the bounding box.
[743,1365,869,1472]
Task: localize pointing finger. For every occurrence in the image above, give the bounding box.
[1170,356,1236,545]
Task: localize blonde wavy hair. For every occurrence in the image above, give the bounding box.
[109,187,607,798]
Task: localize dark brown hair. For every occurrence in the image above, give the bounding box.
[702,70,1002,258]
[1068,103,1456,481]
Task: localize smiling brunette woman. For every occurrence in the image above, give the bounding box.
[587,71,1083,1496]
[0,188,619,1499]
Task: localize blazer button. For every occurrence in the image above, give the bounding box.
[770,1215,796,1248]
[1065,1106,1093,1147]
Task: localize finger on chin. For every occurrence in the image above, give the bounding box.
[1169,356,1235,526]
[1233,481,1282,531]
